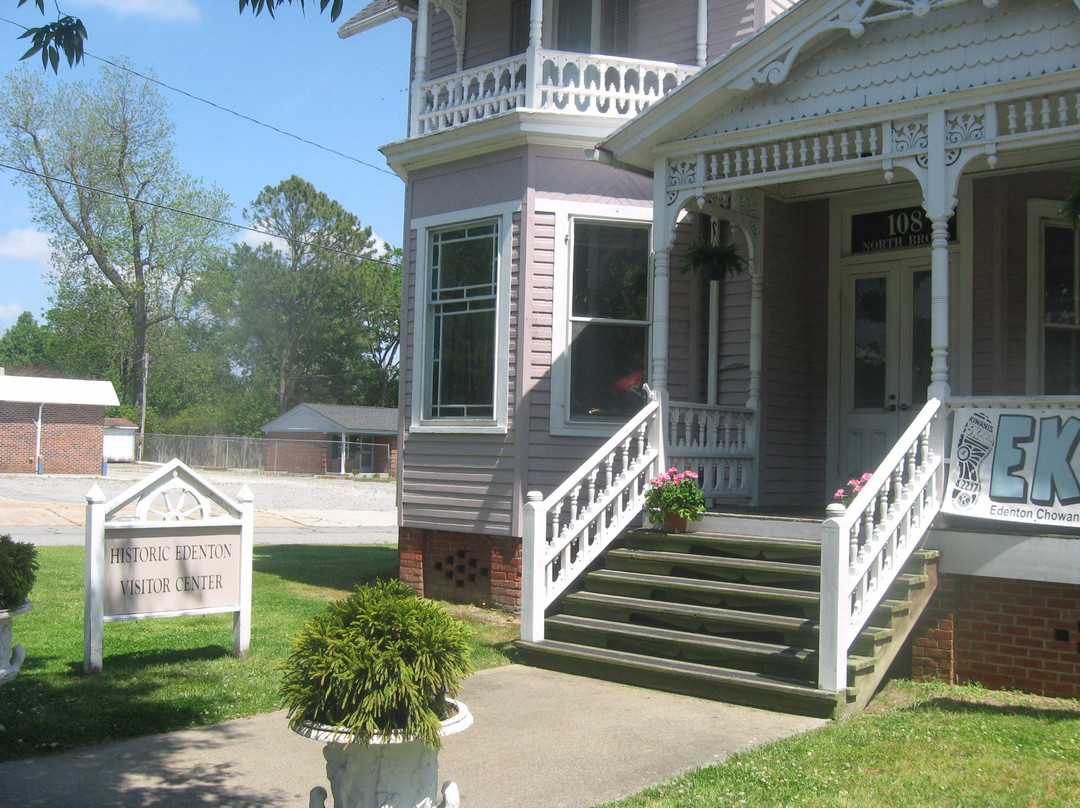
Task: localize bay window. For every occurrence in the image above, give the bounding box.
[425,219,499,420]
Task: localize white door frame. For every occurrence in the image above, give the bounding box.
[826,184,972,490]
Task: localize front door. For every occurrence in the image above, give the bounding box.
[838,257,931,479]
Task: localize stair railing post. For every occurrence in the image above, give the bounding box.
[522,490,547,643]
[819,507,848,693]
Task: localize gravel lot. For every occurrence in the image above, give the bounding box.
[0,464,397,512]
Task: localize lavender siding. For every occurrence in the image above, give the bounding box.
[427,7,457,79]
[708,0,757,62]
[419,0,775,84]
[464,0,512,69]
[632,0,698,64]
[969,171,1075,397]
[758,197,828,507]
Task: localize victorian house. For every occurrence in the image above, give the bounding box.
[341,0,1080,716]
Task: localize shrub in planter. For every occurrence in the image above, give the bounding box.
[280,579,474,749]
[1,534,38,685]
[0,534,38,612]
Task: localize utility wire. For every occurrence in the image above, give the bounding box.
[0,16,399,178]
[0,159,402,269]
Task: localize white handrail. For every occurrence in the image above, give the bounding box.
[818,398,946,692]
[521,390,667,642]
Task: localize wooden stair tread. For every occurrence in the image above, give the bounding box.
[518,638,845,705]
[547,613,876,674]
[608,548,819,577]
[561,590,894,644]
[628,529,821,550]
[587,569,821,603]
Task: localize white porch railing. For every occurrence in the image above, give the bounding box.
[521,390,667,643]
[415,49,698,136]
[818,398,946,692]
[667,402,755,502]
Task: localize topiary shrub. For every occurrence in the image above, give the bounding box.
[279,579,473,749]
[0,534,38,612]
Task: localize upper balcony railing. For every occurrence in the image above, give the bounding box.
[414,48,699,137]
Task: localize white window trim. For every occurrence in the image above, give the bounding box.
[544,199,653,437]
[410,202,517,434]
[1026,198,1077,395]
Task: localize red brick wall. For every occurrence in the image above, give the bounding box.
[0,402,105,474]
[264,432,328,474]
[910,574,1080,698]
[398,527,521,612]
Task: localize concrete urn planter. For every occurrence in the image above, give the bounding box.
[294,698,473,808]
[0,600,33,686]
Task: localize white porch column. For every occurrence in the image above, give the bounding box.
[525,0,543,109]
[652,247,671,392]
[696,0,708,67]
[923,110,954,403]
[747,254,763,412]
[410,0,431,137]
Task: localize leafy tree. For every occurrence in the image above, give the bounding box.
[0,62,233,408]
[0,310,50,368]
[14,0,345,71]
[198,176,398,415]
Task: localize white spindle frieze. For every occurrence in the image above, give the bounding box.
[416,50,696,136]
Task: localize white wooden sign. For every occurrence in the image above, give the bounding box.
[943,407,1080,529]
[84,459,253,674]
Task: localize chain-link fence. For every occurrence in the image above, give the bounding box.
[140,434,396,476]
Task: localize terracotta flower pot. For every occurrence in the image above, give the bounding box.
[662,512,689,534]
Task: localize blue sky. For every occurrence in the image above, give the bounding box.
[0,0,413,330]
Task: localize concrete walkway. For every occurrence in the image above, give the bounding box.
[1,665,825,808]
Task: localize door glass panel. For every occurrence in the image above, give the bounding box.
[1043,225,1076,325]
[909,269,931,407]
[1045,330,1080,394]
[1042,224,1080,394]
[853,276,887,409]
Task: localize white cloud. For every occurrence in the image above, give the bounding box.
[0,303,25,320]
[236,229,289,254]
[73,0,200,23]
[0,228,51,267]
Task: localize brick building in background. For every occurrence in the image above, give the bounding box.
[0,370,119,474]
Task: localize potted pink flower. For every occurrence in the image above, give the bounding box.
[833,472,874,507]
[644,467,705,533]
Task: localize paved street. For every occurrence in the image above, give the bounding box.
[0,464,398,545]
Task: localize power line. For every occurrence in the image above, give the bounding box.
[0,159,402,269]
[0,16,399,178]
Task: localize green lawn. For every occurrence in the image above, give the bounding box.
[599,680,1080,808]
[0,545,518,761]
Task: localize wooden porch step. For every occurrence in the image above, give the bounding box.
[516,638,849,718]
[605,547,819,587]
[544,613,876,681]
[625,529,821,562]
[559,590,893,656]
[584,568,821,617]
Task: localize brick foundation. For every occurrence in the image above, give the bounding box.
[398,527,521,612]
[909,574,1080,698]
